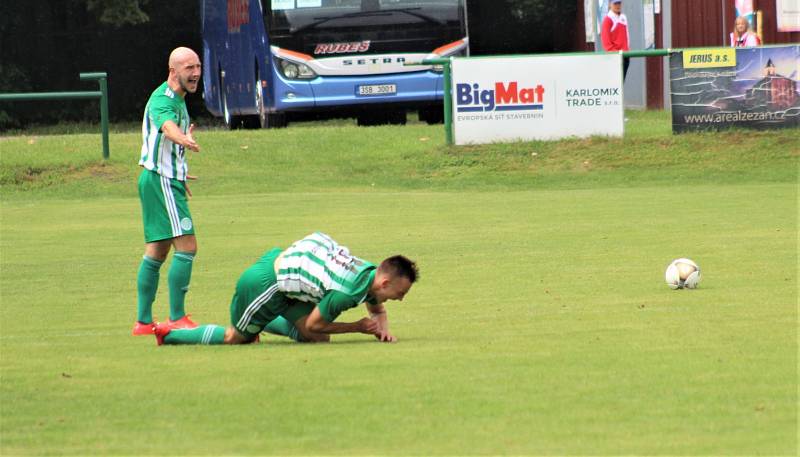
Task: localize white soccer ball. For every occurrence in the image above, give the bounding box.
[665,258,701,289]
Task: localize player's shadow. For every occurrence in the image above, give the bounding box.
[260,336,423,346]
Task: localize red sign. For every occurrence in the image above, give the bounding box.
[314,41,371,55]
[228,0,250,33]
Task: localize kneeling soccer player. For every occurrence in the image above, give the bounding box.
[154,232,419,345]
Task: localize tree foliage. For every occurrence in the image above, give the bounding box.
[87,0,150,27]
[0,0,199,129]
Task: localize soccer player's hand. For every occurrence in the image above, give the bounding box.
[185,124,200,152]
[368,309,395,342]
[375,330,397,343]
[356,317,379,335]
[185,174,197,198]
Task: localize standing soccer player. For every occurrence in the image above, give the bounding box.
[132,47,202,335]
[153,232,419,345]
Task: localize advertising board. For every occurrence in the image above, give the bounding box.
[670,45,800,132]
[451,54,624,145]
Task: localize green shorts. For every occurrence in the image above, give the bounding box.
[138,169,194,243]
[230,248,290,339]
[230,249,320,340]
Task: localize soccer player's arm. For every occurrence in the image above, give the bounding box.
[151,99,199,152]
[305,292,378,335]
[366,303,396,343]
[161,120,199,152]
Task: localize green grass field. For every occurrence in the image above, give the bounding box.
[1,112,797,455]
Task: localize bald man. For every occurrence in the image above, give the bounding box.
[132,47,203,335]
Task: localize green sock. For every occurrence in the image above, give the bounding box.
[168,251,194,321]
[164,325,225,345]
[136,256,163,323]
[264,316,304,342]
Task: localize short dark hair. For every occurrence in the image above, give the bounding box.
[379,255,419,283]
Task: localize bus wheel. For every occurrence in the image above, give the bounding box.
[244,72,287,128]
[220,70,243,130]
[220,70,230,126]
[255,73,267,129]
[242,72,268,129]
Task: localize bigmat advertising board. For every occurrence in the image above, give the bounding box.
[670,45,800,133]
[451,54,624,145]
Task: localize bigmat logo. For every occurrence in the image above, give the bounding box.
[456,82,545,112]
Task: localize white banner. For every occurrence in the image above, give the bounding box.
[776,0,800,32]
[451,54,624,145]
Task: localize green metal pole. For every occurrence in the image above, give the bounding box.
[80,72,110,160]
[622,49,672,58]
[0,72,109,159]
[411,58,453,145]
[443,58,453,146]
[0,91,102,100]
[79,72,108,80]
[98,76,110,160]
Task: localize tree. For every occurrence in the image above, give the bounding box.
[87,0,149,27]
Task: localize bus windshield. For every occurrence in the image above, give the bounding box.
[268,0,462,35]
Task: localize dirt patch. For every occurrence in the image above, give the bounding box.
[1,166,57,185]
[19,166,46,181]
[70,162,120,179]
[3,161,128,188]
[61,162,129,184]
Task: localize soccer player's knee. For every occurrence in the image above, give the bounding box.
[145,241,171,261]
[174,235,197,253]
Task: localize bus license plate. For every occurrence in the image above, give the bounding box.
[358,84,396,96]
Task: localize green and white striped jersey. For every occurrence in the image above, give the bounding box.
[276,232,377,322]
[139,81,190,180]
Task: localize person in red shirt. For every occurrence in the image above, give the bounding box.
[600,0,631,80]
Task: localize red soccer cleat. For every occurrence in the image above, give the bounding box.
[168,314,198,330]
[132,321,156,336]
[154,322,172,346]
